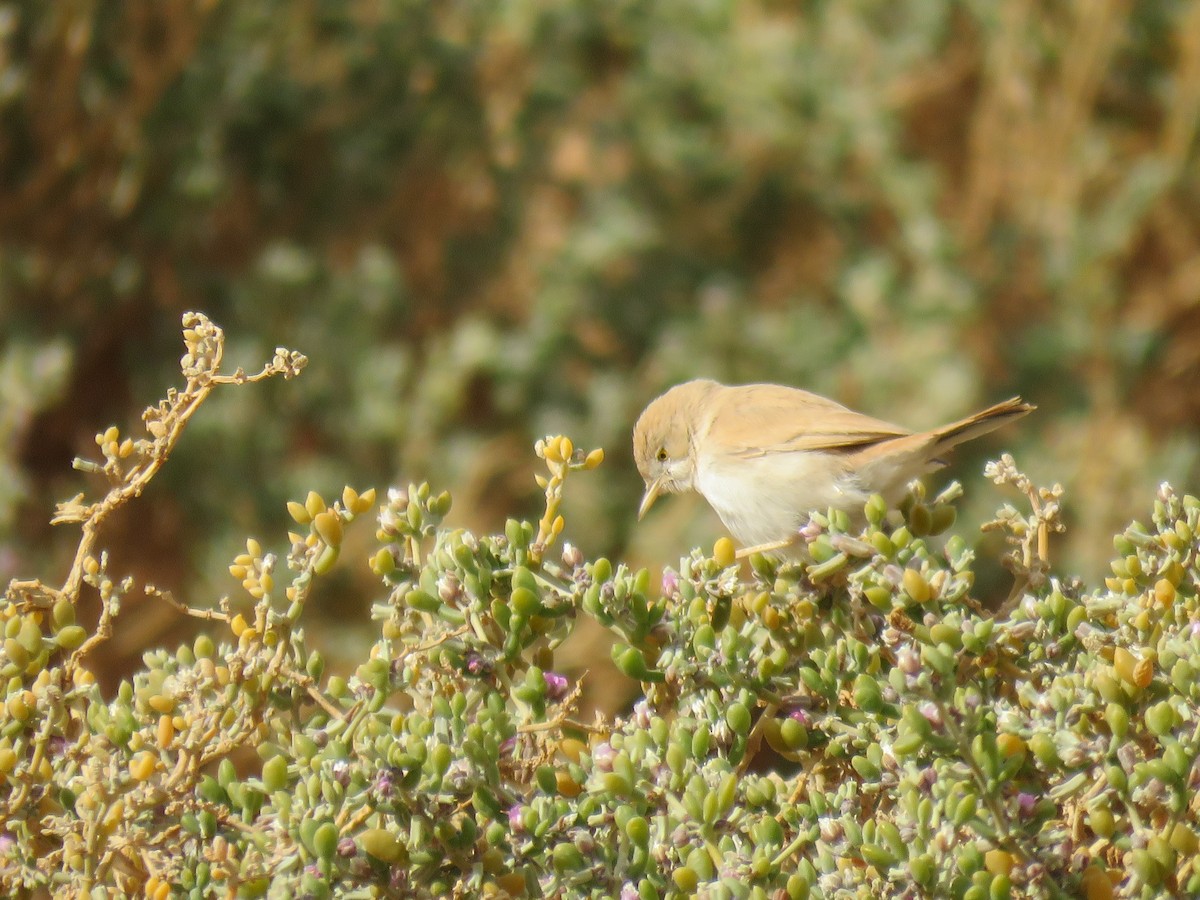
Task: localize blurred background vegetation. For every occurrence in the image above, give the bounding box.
[2,0,1199,690]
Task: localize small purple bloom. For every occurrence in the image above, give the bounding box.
[1017,792,1037,816]
[544,672,569,700]
[508,805,525,833]
[661,570,679,595]
[375,766,400,797]
[918,701,942,729]
[632,699,653,729]
[592,742,616,771]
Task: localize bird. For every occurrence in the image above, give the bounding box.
[633,379,1033,553]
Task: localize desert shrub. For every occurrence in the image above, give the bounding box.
[2,315,1198,899]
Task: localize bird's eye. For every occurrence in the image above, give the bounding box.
[656,448,668,462]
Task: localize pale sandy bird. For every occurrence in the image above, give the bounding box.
[633,379,1033,552]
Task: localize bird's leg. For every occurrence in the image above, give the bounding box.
[735,536,799,559]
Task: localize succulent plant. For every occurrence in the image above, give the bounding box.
[1,315,1196,898]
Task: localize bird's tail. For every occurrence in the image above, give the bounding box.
[931,397,1035,455]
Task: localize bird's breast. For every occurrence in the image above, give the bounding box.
[695,449,867,546]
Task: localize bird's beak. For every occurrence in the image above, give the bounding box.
[638,477,666,520]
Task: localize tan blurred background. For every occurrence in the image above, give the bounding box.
[2,1,1199,691]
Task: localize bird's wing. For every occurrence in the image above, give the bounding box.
[706,384,911,458]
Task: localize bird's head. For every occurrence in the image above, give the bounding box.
[632,380,719,519]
